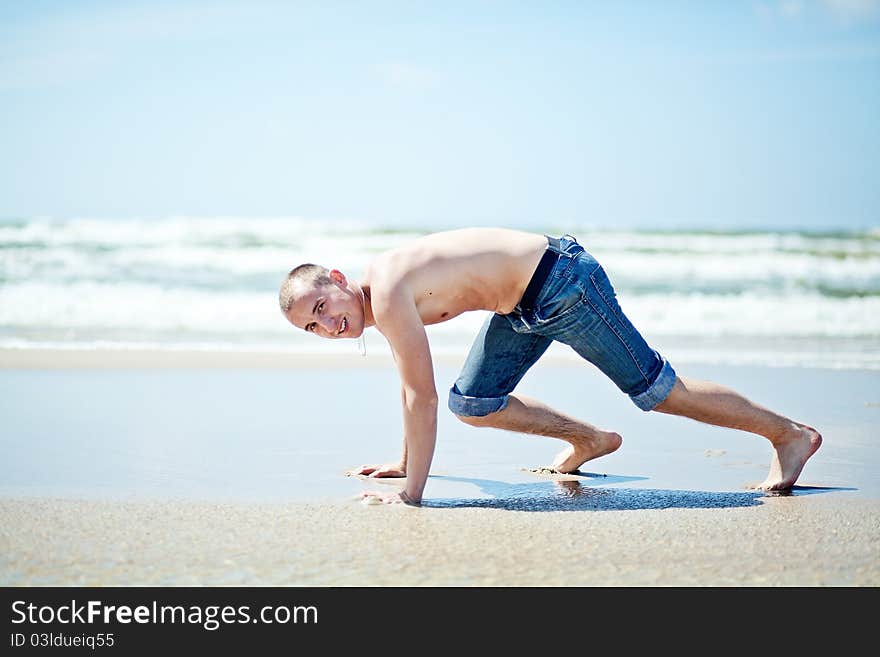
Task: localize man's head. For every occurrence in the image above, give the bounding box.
[279,264,366,339]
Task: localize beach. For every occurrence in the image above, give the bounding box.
[2,348,878,586]
[3,0,880,597]
[3,495,876,586]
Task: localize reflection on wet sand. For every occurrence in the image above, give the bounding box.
[423,475,842,511]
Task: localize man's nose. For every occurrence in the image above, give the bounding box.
[319,315,337,333]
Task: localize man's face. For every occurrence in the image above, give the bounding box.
[284,272,364,340]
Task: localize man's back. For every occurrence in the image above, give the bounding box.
[365,227,548,325]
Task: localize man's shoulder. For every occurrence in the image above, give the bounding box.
[367,250,413,291]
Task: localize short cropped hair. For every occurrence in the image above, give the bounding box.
[279,263,332,313]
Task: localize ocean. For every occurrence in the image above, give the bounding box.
[1,216,878,369]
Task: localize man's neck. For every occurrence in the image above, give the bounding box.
[360,284,375,328]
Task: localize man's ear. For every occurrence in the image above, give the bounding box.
[329,269,347,286]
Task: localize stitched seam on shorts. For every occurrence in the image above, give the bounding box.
[448,388,504,414]
[536,259,591,325]
[587,273,650,385]
[590,266,627,326]
[558,249,589,283]
[536,296,589,326]
[549,252,576,285]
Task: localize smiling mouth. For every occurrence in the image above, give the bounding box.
[338,317,348,335]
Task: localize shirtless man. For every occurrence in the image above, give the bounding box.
[279,228,822,506]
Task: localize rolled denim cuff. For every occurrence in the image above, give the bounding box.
[447,385,509,417]
[631,359,677,411]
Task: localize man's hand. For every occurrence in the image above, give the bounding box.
[347,463,407,478]
[361,490,421,506]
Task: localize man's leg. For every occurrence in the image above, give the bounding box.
[654,376,822,490]
[457,394,623,472]
[538,247,821,490]
[449,310,623,472]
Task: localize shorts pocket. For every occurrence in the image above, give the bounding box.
[534,276,586,324]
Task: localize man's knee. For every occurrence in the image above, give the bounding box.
[454,410,501,427]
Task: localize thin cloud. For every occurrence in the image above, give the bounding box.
[780,0,806,16]
[0,3,278,91]
[753,42,880,60]
[756,0,880,21]
[754,0,805,19]
[821,0,880,22]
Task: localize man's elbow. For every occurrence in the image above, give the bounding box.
[403,388,438,412]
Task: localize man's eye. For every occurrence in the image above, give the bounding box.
[306,323,315,332]
[317,302,324,313]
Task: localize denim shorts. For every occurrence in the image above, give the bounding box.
[448,234,676,416]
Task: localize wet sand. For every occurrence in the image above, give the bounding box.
[1,347,878,586]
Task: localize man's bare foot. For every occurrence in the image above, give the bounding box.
[754,423,823,491]
[551,431,623,474]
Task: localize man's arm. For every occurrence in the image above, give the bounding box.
[398,387,409,467]
[371,285,437,504]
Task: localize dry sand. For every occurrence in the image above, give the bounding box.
[2,495,877,586]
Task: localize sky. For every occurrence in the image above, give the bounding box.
[1,0,878,231]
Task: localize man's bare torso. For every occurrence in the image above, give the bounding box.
[363,228,548,326]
